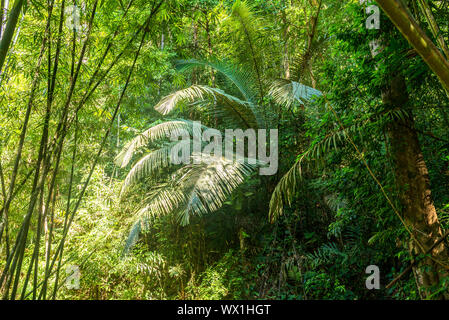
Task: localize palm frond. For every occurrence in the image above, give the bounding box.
[269,79,323,109]
[115,120,202,168]
[177,154,256,225]
[229,0,265,95]
[122,219,142,257]
[269,153,304,222]
[154,85,262,128]
[268,103,405,222]
[136,153,257,226]
[136,185,186,220]
[120,144,175,197]
[269,120,365,222]
[176,58,258,102]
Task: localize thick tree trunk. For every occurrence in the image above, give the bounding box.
[383,75,449,298]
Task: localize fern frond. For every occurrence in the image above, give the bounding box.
[324,194,348,213]
[305,243,345,268]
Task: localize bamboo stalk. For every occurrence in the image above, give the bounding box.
[0,0,55,298]
[0,0,24,73]
[42,1,165,298]
[51,115,78,300]
[375,0,449,92]
[416,0,449,60]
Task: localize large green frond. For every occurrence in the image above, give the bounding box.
[269,120,366,222]
[135,154,257,226]
[269,153,305,222]
[229,0,265,94]
[176,58,258,102]
[136,186,186,221]
[115,120,201,168]
[269,79,323,109]
[120,144,174,197]
[122,219,142,257]
[154,85,262,128]
[177,154,256,225]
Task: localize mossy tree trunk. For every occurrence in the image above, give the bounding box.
[383,75,449,299]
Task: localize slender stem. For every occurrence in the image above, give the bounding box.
[0,0,24,73]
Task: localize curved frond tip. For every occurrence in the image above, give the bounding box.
[269,79,322,108]
[154,85,262,128]
[115,120,201,168]
[136,154,257,226]
[176,58,258,102]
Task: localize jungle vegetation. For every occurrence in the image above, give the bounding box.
[1,0,449,300]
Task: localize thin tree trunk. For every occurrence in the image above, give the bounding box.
[281,7,290,79]
[44,2,164,298]
[0,0,54,296]
[203,12,217,126]
[192,22,198,85]
[299,0,322,82]
[204,13,215,86]
[51,115,78,300]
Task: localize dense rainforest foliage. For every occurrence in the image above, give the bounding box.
[1,0,449,300]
